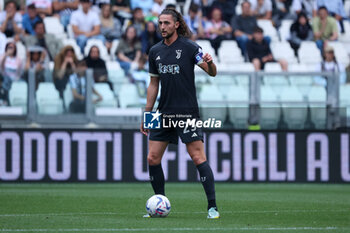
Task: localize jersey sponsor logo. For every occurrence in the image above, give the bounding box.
[191,132,198,137]
[158,63,180,75]
[156,56,161,60]
[176,50,182,59]
[143,110,162,129]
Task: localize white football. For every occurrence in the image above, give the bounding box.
[146,194,171,217]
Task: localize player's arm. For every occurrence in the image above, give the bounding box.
[141,76,160,136]
[198,53,217,77]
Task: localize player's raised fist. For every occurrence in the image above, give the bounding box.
[203,53,213,64]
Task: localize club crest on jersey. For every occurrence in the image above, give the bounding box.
[158,63,180,74]
[176,50,182,59]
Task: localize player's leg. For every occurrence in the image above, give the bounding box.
[186,140,219,218]
[252,58,261,71]
[147,140,168,196]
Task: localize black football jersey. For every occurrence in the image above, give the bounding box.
[148,36,203,116]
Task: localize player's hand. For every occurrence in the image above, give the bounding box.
[203,53,213,64]
[140,122,149,136]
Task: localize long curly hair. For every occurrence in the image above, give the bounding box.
[159,8,192,38]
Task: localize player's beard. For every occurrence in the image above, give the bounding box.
[163,30,175,39]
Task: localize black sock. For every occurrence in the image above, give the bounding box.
[149,164,165,196]
[196,161,217,210]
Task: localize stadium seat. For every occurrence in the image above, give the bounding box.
[62,39,84,60]
[211,74,236,94]
[63,84,73,111]
[196,40,216,60]
[280,85,307,129]
[36,83,64,114]
[118,83,141,108]
[67,24,75,39]
[279,19,293,41]
[218,41,244,64]
[43,17,66,40]
[299,41,322,64]
[257,19,279,41]
[93,83,117,108]
[230,63,254,86]
[270,41,297,63]
[199,83,227,123]
[84,39,110,61]
[16,41,26,62]
[263,63,289,92]
[327,41,350,65]
[106,61,125,86]
[288,63,314,98]
[226,85,249,128]
[288,64,313,85]
[260,85,281,129]
[339,21,350,42]
[307,85,327,129]
[110,39,120,61]
[9,81,28,113]
[339,84,350,120]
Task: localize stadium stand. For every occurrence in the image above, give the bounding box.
[260,85,280,129]
[0,0,349,129]
[9,81,27,114]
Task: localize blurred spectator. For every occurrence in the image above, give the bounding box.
[52,0,79,29]
[152,0,166,17]
[316,0,346,33]
[53,45,78,97]
[165,3,176,10]
[272,0,294,28]
[70,0,105,53]
[127,7,146,37]
[184,3,205,40]
[0,41,23,92]
[116,26,141,75]
[0,31,5,54]
[346,63,350,83]
[191,0,214,18]
[130,0,153,16]
[0,73,9,106]
[23,21,62,61]
[205,7,232,57]
[291,0,316,19]
[22,4,42,35]
[288,12,313,56]
[250,0,272,19]
[84,45,113,90]
[312,6,338,53]
[314,45,346,86]
[23,46,48,89]
[110,0,131,25]
[141,21,161,56]
[232,1,271,57]
[247,26,288,71]
[26,0,53,17]
[0,0,22,38]
[211,0,237,23]
[100,3,122,52]
[69,59,102,113]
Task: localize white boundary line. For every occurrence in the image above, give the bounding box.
[0,227,344,232]
[0,209,347,217]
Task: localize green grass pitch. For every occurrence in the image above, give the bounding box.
[0,183,349,233]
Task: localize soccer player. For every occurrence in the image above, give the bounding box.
[140,8,219,219]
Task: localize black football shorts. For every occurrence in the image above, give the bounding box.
[149,124,203,144]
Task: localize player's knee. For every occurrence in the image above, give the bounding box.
[190,149,206,165]
[147,153,161,165]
